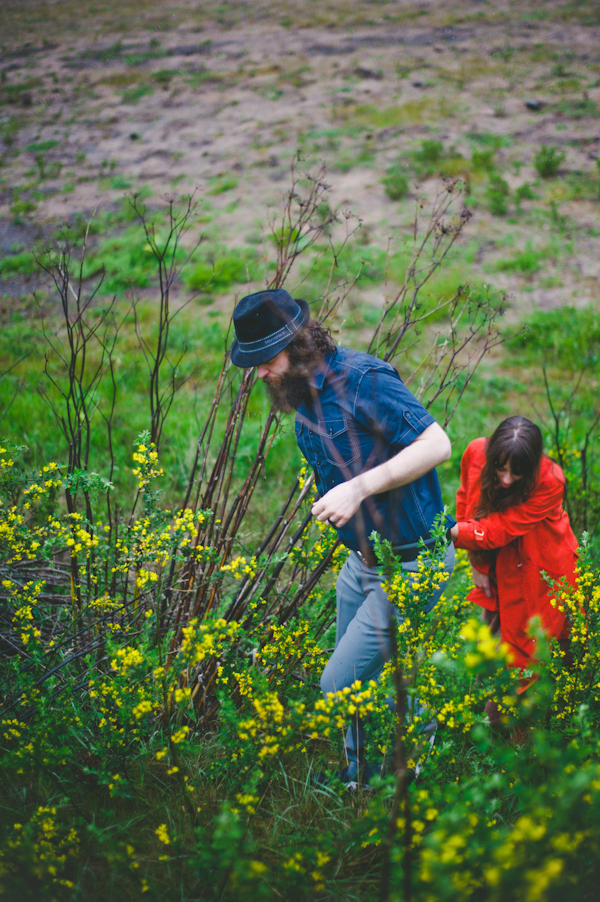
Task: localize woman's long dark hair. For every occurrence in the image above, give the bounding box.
[476,416,543,516]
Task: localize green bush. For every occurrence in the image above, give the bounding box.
[419,138,444,163]
[381,165,409,200]
[534,145,566,178]
[0,250,37,276]
[515,182,537,204]
[471,148,496,171]
[486,173,510,215]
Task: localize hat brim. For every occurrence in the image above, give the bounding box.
[230,298,310,368]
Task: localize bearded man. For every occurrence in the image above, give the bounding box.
[231,288,455,787]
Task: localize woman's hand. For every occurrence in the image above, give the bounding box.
[450,523,459,541]
[472,566,493,598]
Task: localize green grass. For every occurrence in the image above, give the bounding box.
[207,175,239,195]
[554,98,600,118]
[466,132,512,148]
[109,175,133,190]
[507,305,600,365]
[185,247,261,293]
[25,139,60,153]
[0,301,302,518]
[334,145,374,173]
[121,84,154,104]
[494,245,542,274]
[338,99,437,129]
[81,223,187,293]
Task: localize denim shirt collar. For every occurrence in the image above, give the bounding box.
[307,349,336,391]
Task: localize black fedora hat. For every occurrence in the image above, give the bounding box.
[230,289,310,368]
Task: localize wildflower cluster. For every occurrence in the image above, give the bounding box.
[88,643,160,752]
[220,555,257,579]
[176,617,241,669]
[3,806,79,891]
[132,434,164,489]
[22,462,63,509]
[5,578,44,648]
[2,443,600,902]
[255,619,327,680]
[547,537,600,724]
[0,505,41,563]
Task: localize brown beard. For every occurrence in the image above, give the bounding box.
[265,372,313,413]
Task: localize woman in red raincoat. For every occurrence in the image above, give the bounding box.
[449,416,578,679]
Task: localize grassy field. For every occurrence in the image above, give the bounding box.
[1,2,600,900]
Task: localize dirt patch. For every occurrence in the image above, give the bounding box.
[1,1,600,317]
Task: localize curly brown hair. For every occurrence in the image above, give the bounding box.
[285,319,335,374]
[476,416,544,516]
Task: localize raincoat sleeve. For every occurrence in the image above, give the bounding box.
[455,443,471,521]
[455,476,564,552]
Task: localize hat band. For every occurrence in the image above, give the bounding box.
[235,304,305,352]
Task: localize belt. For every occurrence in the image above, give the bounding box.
[356,530,452,569]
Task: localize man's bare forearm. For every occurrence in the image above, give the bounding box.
[355,422,451,499]
[312,421,451,527]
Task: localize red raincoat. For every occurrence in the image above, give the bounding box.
[455,438,578,669]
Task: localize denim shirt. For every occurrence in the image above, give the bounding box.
[294,347,454,554]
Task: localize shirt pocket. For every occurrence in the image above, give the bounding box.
[316,417,360,468]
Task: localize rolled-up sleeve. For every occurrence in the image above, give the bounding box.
[354,368,435,449]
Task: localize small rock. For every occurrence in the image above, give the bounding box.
[129,132,140,140]
[412,80,427,88]
[525,100,543,111]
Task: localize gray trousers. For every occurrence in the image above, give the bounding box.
[319,543,455,770]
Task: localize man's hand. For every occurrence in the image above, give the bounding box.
[472,566,493,598]
[311,478,365,528]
